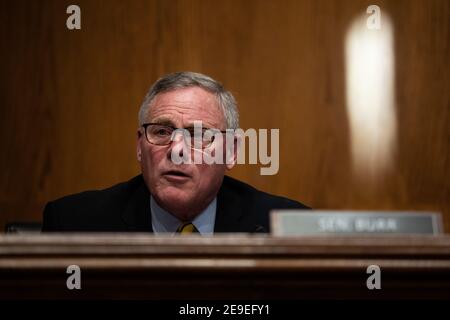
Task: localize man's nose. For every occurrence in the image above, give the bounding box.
[166,130,188,162]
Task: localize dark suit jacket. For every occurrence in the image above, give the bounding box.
[42,175,309,233]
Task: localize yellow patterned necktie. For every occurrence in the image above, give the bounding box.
[176,222,199,234]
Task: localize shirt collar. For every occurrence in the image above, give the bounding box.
[150,196,217,235]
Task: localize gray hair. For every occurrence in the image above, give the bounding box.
[138,72,239,129]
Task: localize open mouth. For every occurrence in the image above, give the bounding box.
[164,170,190,178]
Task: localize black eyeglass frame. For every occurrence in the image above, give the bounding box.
[141,122,230,148]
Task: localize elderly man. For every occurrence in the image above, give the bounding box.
[42,72,308,234]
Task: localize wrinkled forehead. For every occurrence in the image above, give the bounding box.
[147,87,226,129]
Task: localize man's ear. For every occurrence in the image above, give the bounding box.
[225,134,239,170]
[136,129,143,162]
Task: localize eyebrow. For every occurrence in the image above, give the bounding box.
[150,118,176,127]
[150,117,214,129]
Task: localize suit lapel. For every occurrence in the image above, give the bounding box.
[214,177,247,233]
[121,177,153,232]
[119,175,255,233]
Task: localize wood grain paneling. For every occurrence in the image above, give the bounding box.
[1,234,450,299]
[0,0,448,231]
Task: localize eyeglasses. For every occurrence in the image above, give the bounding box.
[141,123,228,149]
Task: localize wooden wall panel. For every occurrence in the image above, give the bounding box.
[0,0,448,231]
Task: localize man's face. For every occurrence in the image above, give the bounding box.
[137,87,234,220]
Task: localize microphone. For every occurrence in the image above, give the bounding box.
[252,225,267,233]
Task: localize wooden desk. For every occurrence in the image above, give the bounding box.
[1,234,450,299]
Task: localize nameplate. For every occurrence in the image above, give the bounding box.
[270,210,443,236]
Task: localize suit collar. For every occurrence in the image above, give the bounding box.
[214,176,247,232]
[150,195,217,235]
[120,175,251,233]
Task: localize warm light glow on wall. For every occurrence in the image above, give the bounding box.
[345,14,397,182]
